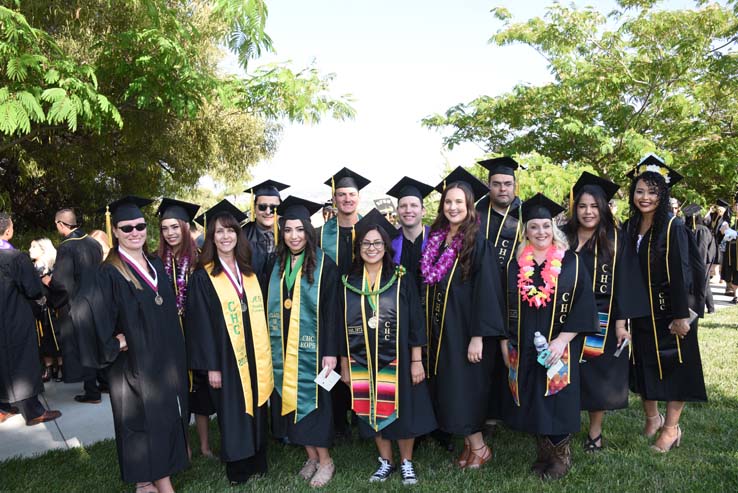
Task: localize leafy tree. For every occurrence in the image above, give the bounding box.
[422,0,738,206]
[0,1,354,228]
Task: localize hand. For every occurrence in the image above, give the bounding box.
[208,370,222,389]
[340,357,350,386]
[410,361,425,385]
[500,340,510,369]
[41,274,51,286]
[321,356,337,375]
[615,325,631,347]
[467,336,483,364]
[545,337,567,367]
[116,333,128,352]
[669,318,691,338]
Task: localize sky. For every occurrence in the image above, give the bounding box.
[221,0,696,208]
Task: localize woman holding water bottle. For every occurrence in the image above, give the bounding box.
[500,194,598,480]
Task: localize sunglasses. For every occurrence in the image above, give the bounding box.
[118,223,147,233]
[257,204,278,212]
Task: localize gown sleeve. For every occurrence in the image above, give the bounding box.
[16,253,43,301]
[404,273,427,347]
[319,258,340,358]
[667,220,692,320]
[471,238,506,338]
[48,245,73,308]
[561,253,598,334]
[613,230,650,320]
[81,264,122,367]
[338,279,348,358]
[184,268,221,371]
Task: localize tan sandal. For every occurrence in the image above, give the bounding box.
[644,413,664,438]
[298,458,319,481]
[309,460,335,488]
[465,445,492,470]
[651,424,682,453]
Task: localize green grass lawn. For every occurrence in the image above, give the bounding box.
[2,306,737,492]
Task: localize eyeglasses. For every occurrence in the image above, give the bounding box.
[360,240,385,250]
[118,223,147,233]
[257,204,278,212]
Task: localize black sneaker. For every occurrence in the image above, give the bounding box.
[74,394,102,404]
[400,459,417,485]
[369,457,395,482]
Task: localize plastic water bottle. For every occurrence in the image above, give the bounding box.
[533,332,548,354]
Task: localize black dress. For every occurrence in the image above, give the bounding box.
[94,259,190,483]
[0,249,44,405]
[185,268,270,480]
[342,269,437,440]
[625,218,707,402]
[32,267,61,359]
[268,254,339,448]
[574,230,650,411]
[425,237,506,436]
[504,250,598,435]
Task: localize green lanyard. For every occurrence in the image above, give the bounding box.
[285,252,305,291]
[362,266,382,312]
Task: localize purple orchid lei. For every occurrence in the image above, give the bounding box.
[164,247,190,315]
[420,226,463,285]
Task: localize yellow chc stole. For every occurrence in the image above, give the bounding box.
[207,263,274,416]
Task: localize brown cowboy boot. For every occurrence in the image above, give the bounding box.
[531,435,551,478]
[543,435,572,480]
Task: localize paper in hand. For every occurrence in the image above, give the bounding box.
[314,368,341,391]
[613,338,629,358]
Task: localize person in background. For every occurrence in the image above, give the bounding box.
[683,204,717,313]
[29,238,62,382]
[243,180,290,281]
[669,197,681,217]
[322,201,336,224]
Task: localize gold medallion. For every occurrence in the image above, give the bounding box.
[368,316,378,329]
[284,298,292,310]
[154,293,163,306]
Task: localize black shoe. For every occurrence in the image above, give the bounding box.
[98,384,110,394]
[369,457,395,482]
[74,394,102,404]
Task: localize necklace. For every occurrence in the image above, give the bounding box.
[420,227,463,285]
[517,245,564,308]
[343,265,405,329]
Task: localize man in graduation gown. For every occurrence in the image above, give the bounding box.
[683,204,717,313]
[0,213,62,425]
[475,157,522,425]
[316,167,370,437]
[243,180,289,282]
[48,208,104,403]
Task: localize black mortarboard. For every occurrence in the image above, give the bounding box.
[517,193,566,222]
[386,176,435,201]
[102,196,153,224]
[626,154,684,187]
[244,179,290,198]
[324,167,371,193]
[279,196,323,221]
[477,156,519,178]
[157,198,200,223]
[355,208,400,241]
[717,198,729,208]
[572,171,620,202]
[194,199,247,227]
[434,166,488,202]
[681,204,702,217]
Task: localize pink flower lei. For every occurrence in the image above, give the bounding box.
[164,247,190,315]
[420,227,464,285]
[517,244,564,308]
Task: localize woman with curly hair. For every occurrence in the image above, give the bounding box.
[421,167,505,470]
[624,155,707,454]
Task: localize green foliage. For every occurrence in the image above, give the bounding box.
[422,1,738,205]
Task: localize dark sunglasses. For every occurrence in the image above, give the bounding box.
[118,223,147,233]
[257,204,278,212]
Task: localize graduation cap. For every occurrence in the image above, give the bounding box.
[516,193,566,223]
[717,198,730,208]
[324,167,371,195]
[681,204,702,217]
[194,199,247,229]
[278,196,323,222]
[572,171,620,202]
[354,208,400,241]
[477,156,519,178]
[244,179,289,198]
[386,176,435,202]
[434,166,488,202]
[99,195,153,247]
[626,154,684,187]
[157,198,200,223]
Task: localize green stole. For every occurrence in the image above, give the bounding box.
[267,250,323,423]
[320,215,362,265]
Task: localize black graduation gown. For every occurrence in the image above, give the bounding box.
[341,270,437,441]
[269,255,339,448]
[574,230,650,411]
[690,223,717,311]
[720,217,738,284]
[317,224,355,276]
[476,196,521,422]
[504,250,598,435]
[426,237,506,436]
[625,218,707,402]
[95,259,189,483]
[185,268,269,463]
[48,229,102,382]
[398,232,424,282]
[31,280,61,359]
[242,222,273,286]
[0,250,44,404]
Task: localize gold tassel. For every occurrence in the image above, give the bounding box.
[518,205,524,243]
[443,179,447,191]
[351,225,356,261]
[203,211,207,237]
[331,177,336,198]
[693,216,696,230]
[105,206,113,247]
[273,212,279,246]
[569,186,574,217]
[250,196,255,223]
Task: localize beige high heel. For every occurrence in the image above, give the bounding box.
[651,424,682,453]
[643,413,665,438]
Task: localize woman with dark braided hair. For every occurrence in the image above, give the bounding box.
[623,155,707,454]
[421,167,505,470]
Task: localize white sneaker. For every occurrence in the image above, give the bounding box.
[400,459,418,485]
[369,457,395,482]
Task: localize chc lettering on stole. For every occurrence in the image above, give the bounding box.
[299,334,317,350]
[658,291,667,312]
[558,291,572,324]
[598,263,610,294]
[227,301,241,335]
[498,239,510,263]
